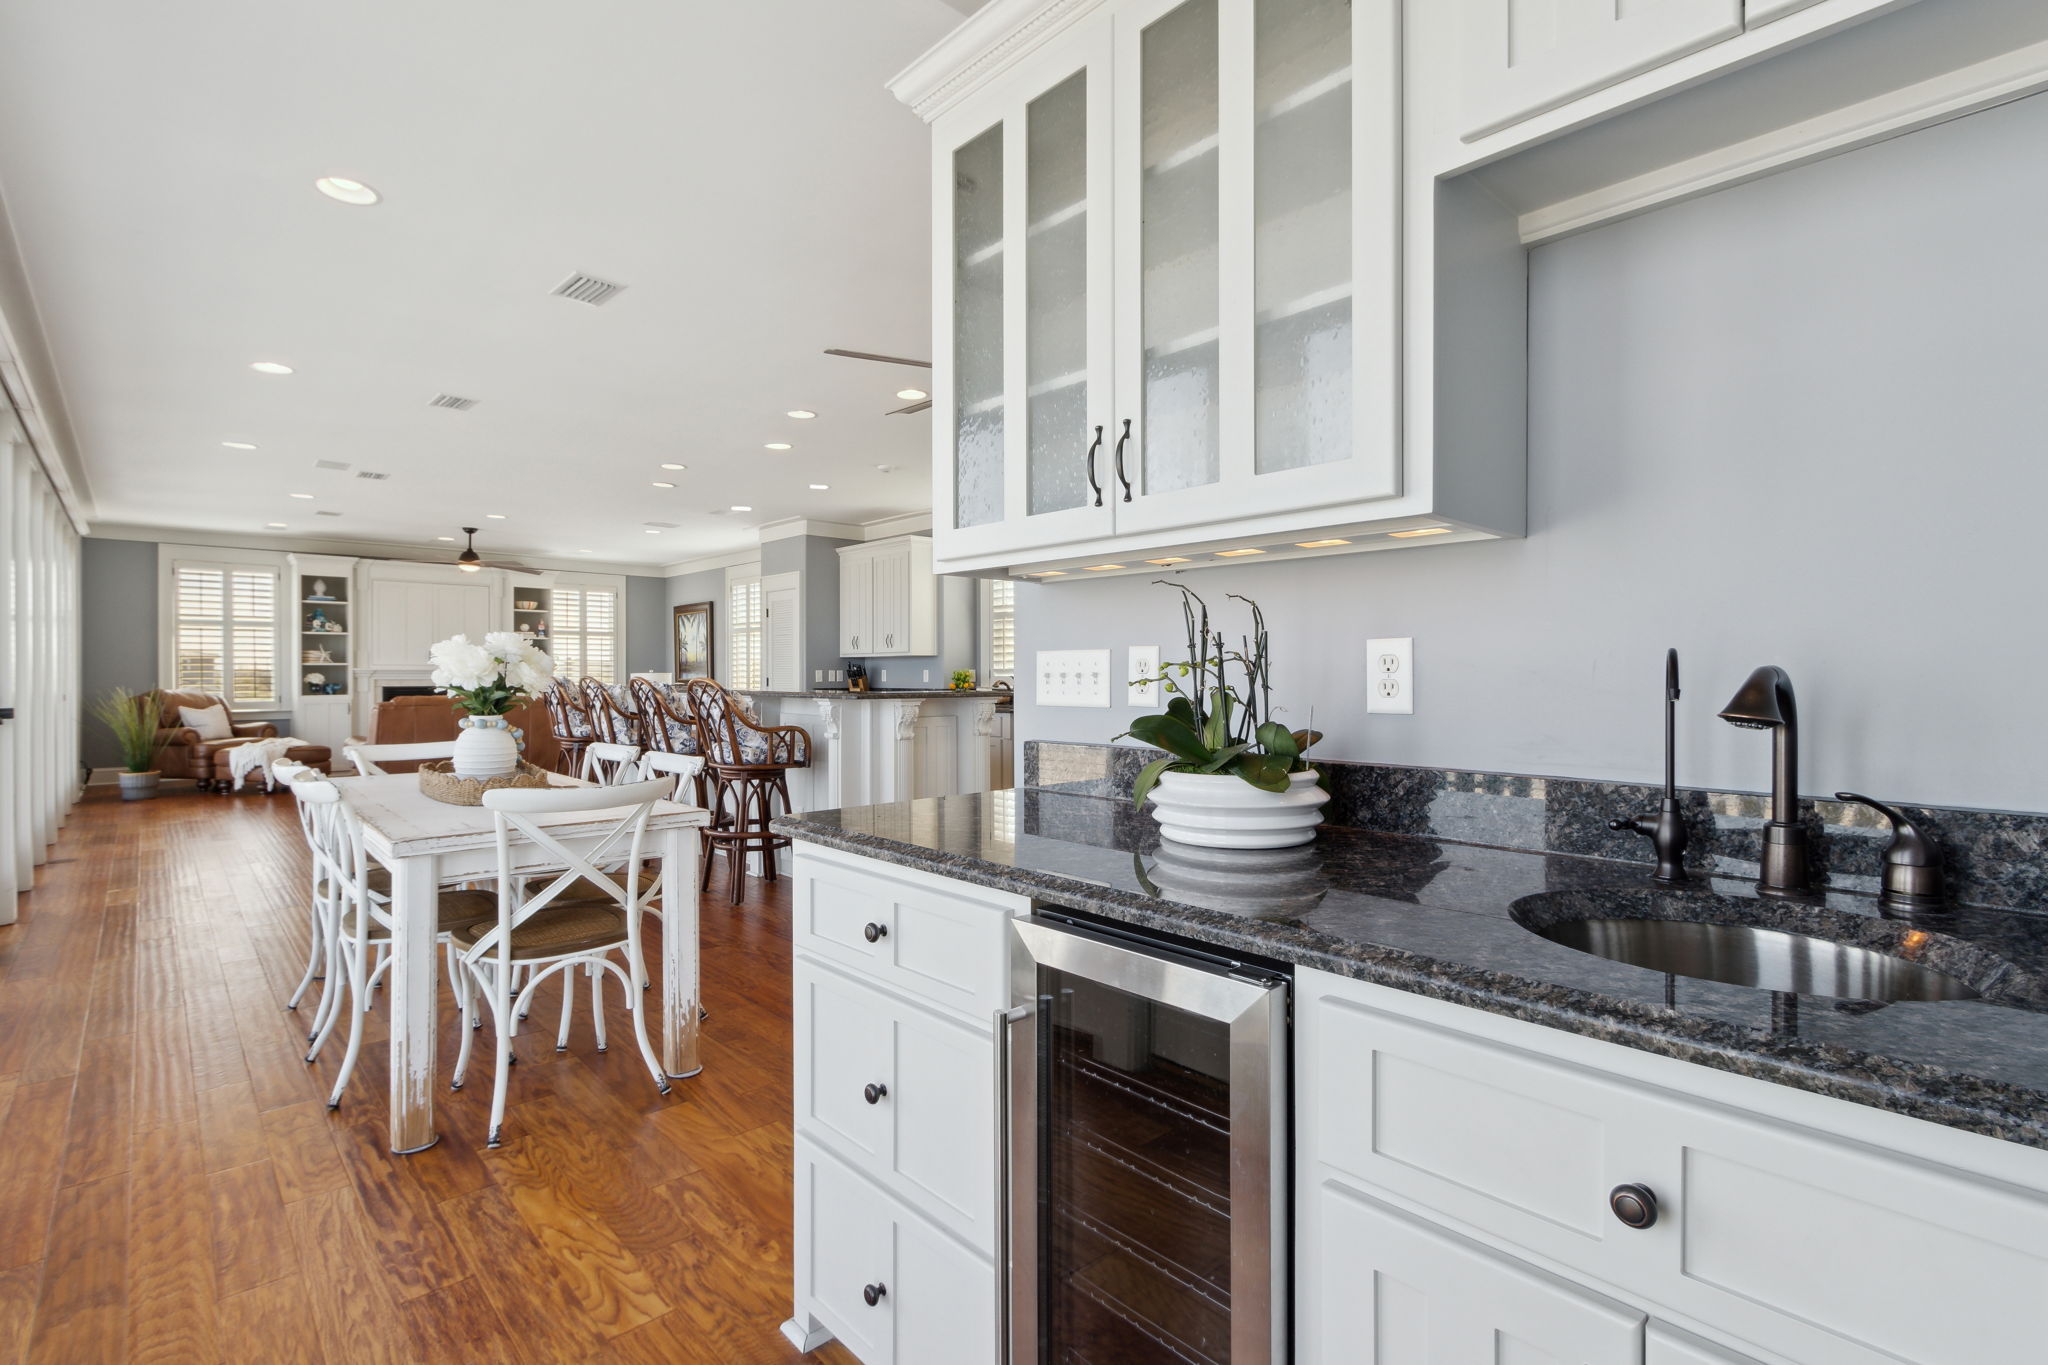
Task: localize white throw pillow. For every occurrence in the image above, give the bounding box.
[179,703,233,741]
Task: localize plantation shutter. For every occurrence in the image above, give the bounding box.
[989,578,1016,681]
[551,587,618,683]
[728,577,763,690]
[173,564,278,704]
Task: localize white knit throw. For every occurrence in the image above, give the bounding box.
[227,736,309,792]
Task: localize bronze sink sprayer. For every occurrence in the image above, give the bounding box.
[1611,648,1689,884]
[1718,665,1811,898]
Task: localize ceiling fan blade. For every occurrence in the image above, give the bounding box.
[825,348,933,369]
[886,399,934,415]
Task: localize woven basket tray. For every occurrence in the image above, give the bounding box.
[418,758,554,806]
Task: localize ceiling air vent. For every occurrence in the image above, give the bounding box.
[643,520,680,530]
[315,459,352,471]
[429,393,479,411]
[356,471,390,481]
[551,272,628,306]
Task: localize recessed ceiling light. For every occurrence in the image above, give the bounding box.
[660,462,687,471]
[730,504,752,512]
[222,441,258,450]
[251,361,294,375]
[875,464,895,473]
[764,442,792,451]
[486,513,507,519]
[1295,538,1353,549]
[288,492,314,500]
[577,549,593,554]
[266,522,288,529]
[651,481,675,489]
[314,176,379,206]
[787,409,817,420]
[1214,547,1265,557]
[436,535,456,541]
[808,483,830,490]
[1388,526,1453,539]
[896,389,928,401]
[644,529,661,535]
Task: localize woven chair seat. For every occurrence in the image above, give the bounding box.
[450,904,633,961]
[524,867,660,904]
[342,888,498,938]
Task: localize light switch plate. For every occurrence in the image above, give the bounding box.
[1037,649,1112,707]
[1127,646,1160,707]
[1366,637,1414,714]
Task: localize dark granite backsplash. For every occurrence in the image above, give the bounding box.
[1024,741,2048,915]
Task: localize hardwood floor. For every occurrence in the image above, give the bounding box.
[0,787,859,1365]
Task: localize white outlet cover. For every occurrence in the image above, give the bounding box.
[1036,649,1113,708]
[1128,645,1160,707]
[1366,637,1414,715]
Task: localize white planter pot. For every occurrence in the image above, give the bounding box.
[452,714,520,780]
[1146,768,1330,849]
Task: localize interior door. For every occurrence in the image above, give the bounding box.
[1112,0,1399,540]
[1458,0,1743,141]
[930,15,1117,564]
[763,575,799,691]
[1317,1180,1646,1363]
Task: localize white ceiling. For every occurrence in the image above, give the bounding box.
[0,0,965,568]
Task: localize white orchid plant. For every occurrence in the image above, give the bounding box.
[429,632,556,717]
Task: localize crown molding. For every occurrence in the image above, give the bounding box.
[657,546,764,578]
[888,0,1109,123]
[757,517,868,544]
[861,510,934,539]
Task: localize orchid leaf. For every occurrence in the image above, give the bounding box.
[1198,742,1252,774]
[1165,695,1199,730]
[1234,753,1294,793]
[1131,756,1175,808]
[1256,721,1298,760]
[1126,713,1212,766]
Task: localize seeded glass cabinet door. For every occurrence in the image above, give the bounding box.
[931,17,1117,564]
[1111,0,1399,538]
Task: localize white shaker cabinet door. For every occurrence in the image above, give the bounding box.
[1457,0,1742,141]
[1647,1322,1763,1365]
[1315,1179,1645,1364]
[1744,0,1828,25]
[839,552,873,657]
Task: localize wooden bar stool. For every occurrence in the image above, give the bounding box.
[682,679,810,905]
[582,677,645,749]
[629,676,713,809]
[543,678,596,776]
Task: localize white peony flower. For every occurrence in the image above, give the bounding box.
[482,631,529,660]
[428,635,500,692]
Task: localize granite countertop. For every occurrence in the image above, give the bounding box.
[774,788,2048,1149]
[749,688,1015,701]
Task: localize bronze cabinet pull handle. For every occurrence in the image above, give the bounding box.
[1112,419,1133,502]
[1085,425,1105,507]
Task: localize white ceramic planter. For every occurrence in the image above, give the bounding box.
[1146,768,1330,849]
[452,714,520,780]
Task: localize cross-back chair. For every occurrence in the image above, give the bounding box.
[579,740,643,786]
[455,777,677,1146]
[344,740,458,776]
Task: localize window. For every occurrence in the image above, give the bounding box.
[171,563,280,705]
[985,577,1016,683]
[728,576,763,690]
[549,587,619,683]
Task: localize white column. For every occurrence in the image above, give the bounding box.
[880,698,923,803]
[965,699,1000,795]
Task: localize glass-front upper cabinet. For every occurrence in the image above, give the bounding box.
[931,15,1117,564]
[1114,0,1398,536]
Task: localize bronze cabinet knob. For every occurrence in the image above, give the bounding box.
[863,922,889,943]
[862,1282,887,1307]
[863,1083,888,1105]
[1609,1183,1659,1229]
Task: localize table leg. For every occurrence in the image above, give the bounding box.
[387,853,442,1153]
[660,824,703,1079]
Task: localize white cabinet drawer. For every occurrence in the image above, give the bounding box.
[796,956,997,1253]
[1303,978,2048,1364]
[795,1137,997,1365]
[794,856,1015,1021]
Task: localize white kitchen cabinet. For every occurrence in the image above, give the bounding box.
[902,0,1446,580]
[1743,0,1829,26]
[1455,0,1744,142]
[1647,1323,1763,1365]
[1314,1180,1646,1363]
[838,536,935,657]
[1297,967,2048,1365]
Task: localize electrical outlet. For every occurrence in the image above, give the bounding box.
[1036,649,1112,707]
[879,670,888,683]
[1366,637,1413,714]
[1128,645,1160,707]
[922,670,930,683]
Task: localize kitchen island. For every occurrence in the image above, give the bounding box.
[746,687,1013,812]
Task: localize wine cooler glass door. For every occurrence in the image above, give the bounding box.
[1005,917,1287,1365]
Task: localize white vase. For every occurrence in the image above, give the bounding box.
[453,714,520,781]
[1146,768,1330,849]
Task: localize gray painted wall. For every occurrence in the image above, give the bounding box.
[79,537,159,768]
[623,575,669,675]
[667,567,729,680]
[1015,91,2048,813]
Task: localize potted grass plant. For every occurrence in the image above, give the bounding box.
[91,688,167,801]
[1120,584,1330,849]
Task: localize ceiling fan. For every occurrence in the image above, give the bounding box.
[824,348,934,415]
[449,527,532,574]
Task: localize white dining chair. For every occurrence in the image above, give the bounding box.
[580,740,643,786]
[344,740,458,776]
[454,776,677,1147]
[291,778,496,1108]
[273,761,331,1018]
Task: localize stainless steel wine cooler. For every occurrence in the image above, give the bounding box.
[1001,913,1289,1364]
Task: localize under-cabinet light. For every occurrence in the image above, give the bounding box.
[1295,538,1352,549]
[1214,547,1265,557]
[1144,557,1192,566]
[1388,527,1452,539]
[1083,564,1125,572]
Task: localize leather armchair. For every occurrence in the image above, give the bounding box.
[144,690,279,789]
[369,694,560,773]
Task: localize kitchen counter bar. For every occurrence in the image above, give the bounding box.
[775,788,2048,1148]
[747,688,1013,701]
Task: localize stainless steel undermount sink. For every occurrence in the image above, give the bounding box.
[1510,890,1980,1003]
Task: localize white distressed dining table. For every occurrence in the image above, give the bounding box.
[332,773,710,1154]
